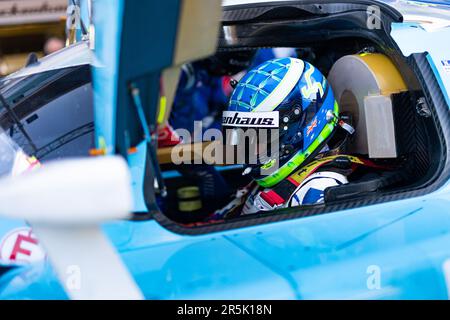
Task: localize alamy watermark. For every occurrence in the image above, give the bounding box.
[66,4,82,31]
[367,265,382,290]
[170,121,280,176]
[66,265,82,292]
[367,5,382,30]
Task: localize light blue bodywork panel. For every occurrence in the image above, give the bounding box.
[127,141,148,212]
[91,0,124,152]
[2,186,450,299]
[391,22,450,107]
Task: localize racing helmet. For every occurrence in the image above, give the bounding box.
[223,57,339,188]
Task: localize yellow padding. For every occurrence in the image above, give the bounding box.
[357,53,408,95]
[177,186,202,212]
[177,186,200,200]
[157,96,167,125]
[179,200,202,212]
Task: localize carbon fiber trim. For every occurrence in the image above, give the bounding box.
[392,91,432,186]
[219,0,402,51]
[222,0,403,24]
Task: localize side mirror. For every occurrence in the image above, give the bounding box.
[0,156,132,225]
[0,157,143,300]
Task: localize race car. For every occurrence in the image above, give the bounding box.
[0,0,450,299]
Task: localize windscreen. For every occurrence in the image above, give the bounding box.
[0,129,39,178]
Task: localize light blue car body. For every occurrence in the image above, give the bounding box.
[1,0,450,299]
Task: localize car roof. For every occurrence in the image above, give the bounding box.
[4,41,91,81]
[223,0,450,29]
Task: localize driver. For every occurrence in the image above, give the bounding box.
[209,57,370,220]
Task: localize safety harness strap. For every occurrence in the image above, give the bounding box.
[259,155,385,208]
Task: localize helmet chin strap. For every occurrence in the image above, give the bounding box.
[326,111,355,135]
[318,113,356,158]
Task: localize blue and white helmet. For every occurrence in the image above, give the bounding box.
[223,57,339,188]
